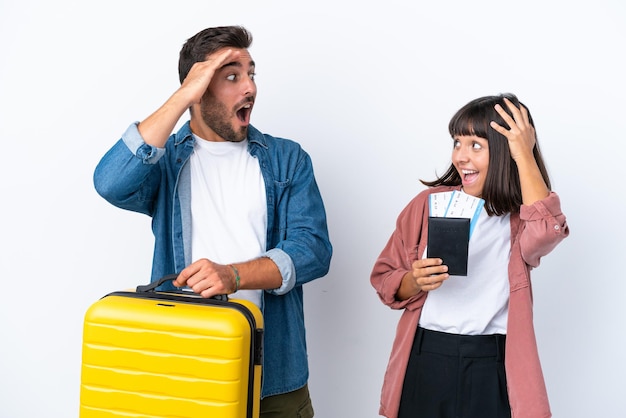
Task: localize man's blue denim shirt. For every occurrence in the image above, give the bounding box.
[94,121,332,398]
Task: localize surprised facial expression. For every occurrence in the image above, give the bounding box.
[452,135,490,198]
[199,48,257,142]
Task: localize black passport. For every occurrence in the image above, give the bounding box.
[427,217,470,276]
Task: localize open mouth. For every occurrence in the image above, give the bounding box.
[236,102,253,125]
[462,169,479,183]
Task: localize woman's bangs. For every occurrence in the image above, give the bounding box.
[449,110,490,139]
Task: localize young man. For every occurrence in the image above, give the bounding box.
[94,26,332,418]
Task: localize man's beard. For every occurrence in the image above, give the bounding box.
[200,98,248,142]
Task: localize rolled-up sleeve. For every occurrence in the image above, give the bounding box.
[264,248,296,295]
[122,122,166,164]
[519,191,569,267]
[94,122,166,215]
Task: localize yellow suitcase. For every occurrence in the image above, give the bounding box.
[79,275,263,418]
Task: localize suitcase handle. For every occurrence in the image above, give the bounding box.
[136,274,179,293]
[135,274,229,301]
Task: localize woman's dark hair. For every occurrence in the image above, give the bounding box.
[421,93,551,216]
[178,26,253,84]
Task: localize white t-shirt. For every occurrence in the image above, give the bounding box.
[189,136,266,307]
[419,210,511,335]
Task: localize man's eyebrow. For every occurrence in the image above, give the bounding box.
[220,60,256,70]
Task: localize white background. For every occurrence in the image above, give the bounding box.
[1,0,624,417]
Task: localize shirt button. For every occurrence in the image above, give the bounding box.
[554,225,560,230]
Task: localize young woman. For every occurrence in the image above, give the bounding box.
[370,94,569,418]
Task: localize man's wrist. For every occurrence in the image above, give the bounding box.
[228,264,240,293]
